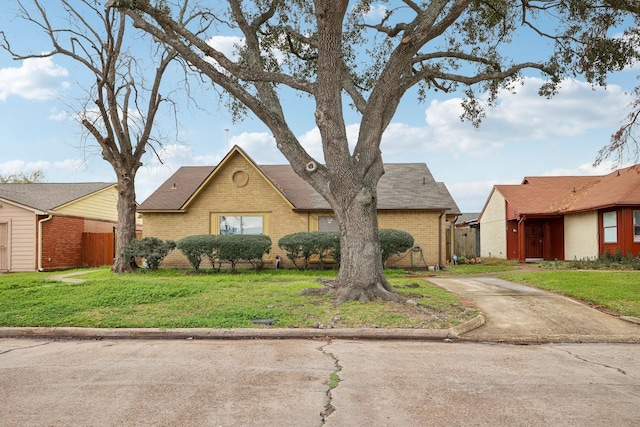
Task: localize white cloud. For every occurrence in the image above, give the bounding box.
[52,158,85,172]
[231,132,282,164]
[0,57,69,101]
[541,160,626,177]
[448,179,518,213]
[48,106,70,121]
[206,35,245,62]
[419,77,631,158]
[0,160,33,174]
[361,4,388,21]
[135,143,227,201]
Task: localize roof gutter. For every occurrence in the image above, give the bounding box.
[37,214,53,272]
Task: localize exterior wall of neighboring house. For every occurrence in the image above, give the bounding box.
[56,186,119,223]
[0,202,37,272]
[0,185,119,272]
[142,154,448,269]
[599,207,640,257]
[480,191,507,259]
[84,219,116,233]
[564,211,599,260]
[40,215,85,271]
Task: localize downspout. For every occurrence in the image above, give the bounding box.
[438,210,445,268]
[37,214,53,272]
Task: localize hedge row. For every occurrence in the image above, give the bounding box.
[123,234,272,272]
[124,229,414,272]
[176,234,272,272]
[276,229,414,270]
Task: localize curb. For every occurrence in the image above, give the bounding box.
[621,316,640,325]
[0,315,485,341]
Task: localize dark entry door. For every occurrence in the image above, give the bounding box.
[525,223,543,259]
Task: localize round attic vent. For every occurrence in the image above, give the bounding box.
[232,170,249,187]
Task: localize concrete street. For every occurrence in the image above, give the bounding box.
[1,339,639,426]
[1,275,639,426]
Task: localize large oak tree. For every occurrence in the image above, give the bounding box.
[112,0,639,302]
[1,0,182,272]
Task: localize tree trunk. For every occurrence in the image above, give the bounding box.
[332,186,404,304]
[111,170,138,273]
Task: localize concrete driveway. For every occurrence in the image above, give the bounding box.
[427,276,640,343]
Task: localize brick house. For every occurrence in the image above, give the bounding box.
[479,165,640,261]
[137,145,461,269]
[0,182,119,272]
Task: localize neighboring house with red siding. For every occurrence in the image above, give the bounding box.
[479,165,640,262]
[0,183,119,272]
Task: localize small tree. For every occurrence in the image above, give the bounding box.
[1,0,185,273]
[0,169,45,183]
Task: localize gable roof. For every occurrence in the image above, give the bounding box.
[0,182,117,213]
[489,165,640,217]
[138,145,460,214]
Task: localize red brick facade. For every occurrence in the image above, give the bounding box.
[40,216,85,270]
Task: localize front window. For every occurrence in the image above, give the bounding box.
[220,215,263,235]
[634,211,640,243]
[603,211,617,243]
[318,216,339,232]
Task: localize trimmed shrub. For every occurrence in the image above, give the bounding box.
[278,231,340,269]
[123,237,176,270]
[177,235,218,272]
[214,234,272,272]
[379,229,414,264]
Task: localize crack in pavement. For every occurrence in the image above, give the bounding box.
[318,339,342,426]
[551,345,634,378]
[0,340,50,355]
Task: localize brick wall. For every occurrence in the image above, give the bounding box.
[379,210,445,268]
[41,215,85,270]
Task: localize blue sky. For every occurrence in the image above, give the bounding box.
[0,2,638,213]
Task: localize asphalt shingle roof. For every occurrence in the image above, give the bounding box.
[494,165,640,216]
[138,149,460,214]
[0,182,116,212]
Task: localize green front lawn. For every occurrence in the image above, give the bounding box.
[0,268,475,329]
[498,270,640,317]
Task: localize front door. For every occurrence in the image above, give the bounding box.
[525,222,543,259]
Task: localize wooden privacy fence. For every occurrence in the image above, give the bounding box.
[454,227,480,258]
[82,232,114,268]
